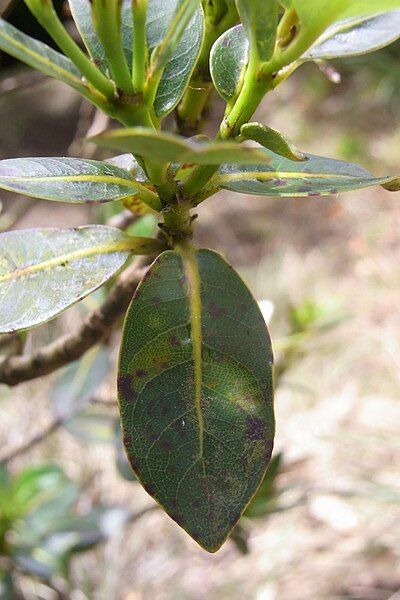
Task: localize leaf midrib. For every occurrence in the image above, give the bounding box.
[0,238,151,283]
[178,242,204,459]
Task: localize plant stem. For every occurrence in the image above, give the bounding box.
[91,0,134,95]
[182,54,273,199]
[23,0,115,99]
[132,0,148,92]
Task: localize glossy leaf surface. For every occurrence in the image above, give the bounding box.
[236,0,277,62]
[145,0,204,116]
[210,151,400,197]
[69,0,109,73]
[292,1,400,29]
[0,226,161,332]
[0,19,91,97]
[210,25,248,102]
[0,157,156,206]
[118,247,274,552]
[241,123,306,161]
[302,10,400,60]
[92,128,270,165]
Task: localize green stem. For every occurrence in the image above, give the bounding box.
[183,54,273,199]
[91,0,134,95]
[23,0,115,99]
[132,0,148,92]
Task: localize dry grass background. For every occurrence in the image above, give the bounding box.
[1,52,400,599]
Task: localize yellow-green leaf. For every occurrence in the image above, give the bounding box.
[92,128,270,165]
[0,226,162,332]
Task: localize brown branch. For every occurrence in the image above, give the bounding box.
[0,256,150,386]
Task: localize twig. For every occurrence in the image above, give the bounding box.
[0,256,151,386]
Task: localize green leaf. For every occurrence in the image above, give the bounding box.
[69,0,109,74]
[0,19,93,99]
[292,1,400,29]
[118,246,274,552]
[235,0,278,62]
[240,122,306,161]
[210,25,249,102]
[0,157,159,208]
[208,150,400,198]
[144,0,204,116]
[0,225,162,333]
[92,128,271,165]
[244,452,283,518]
[302,10,400,60]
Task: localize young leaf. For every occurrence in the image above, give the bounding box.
[240,122,306,161]
[92,128,270,165]
[0,226,162,333]
[144,0,204,116]
[206,151,400,199]
[235,0,278,62]
[210,25,249,102]
[301,10,400,60]
[0,19,94,99]
[118,246,274,552]
[69,0,109,74]
[0,157,160,209]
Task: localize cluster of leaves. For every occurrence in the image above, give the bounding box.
[0,0,400,552]
[0,462,132,596]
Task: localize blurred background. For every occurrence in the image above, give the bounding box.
[1,2,400,598]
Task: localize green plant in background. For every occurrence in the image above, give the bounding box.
[0,0,400,553]
[0,463,133,595]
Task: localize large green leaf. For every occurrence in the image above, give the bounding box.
[210,25,249,102]
[0,157,159,208]
[145,0,204,116]
[0,19,93,99]
[206,151,400,198]
[0,226,162,333]
[118,246,274,552]
[302,10,400,60]
[235,0,277,62]
[92,128,270,165]
[69,0,109,74]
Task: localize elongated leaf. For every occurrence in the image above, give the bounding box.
[0,226,162,332]
[292,1,400,29]
[118,246,274,552]
[210,25,249,102]
[0,157,158,207]
[0,19,92,98]
[241,122,306,161]
[302,10,400,60]
[236,0,277,62]
[69,0,109,74]
[208,150,400,198]
[145,0,204,115]
[92,128,270,165]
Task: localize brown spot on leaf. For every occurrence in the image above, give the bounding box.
[206,301,225,318]
[118,374,133,398]
[246,416,267,441]
[135,369,148,378]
